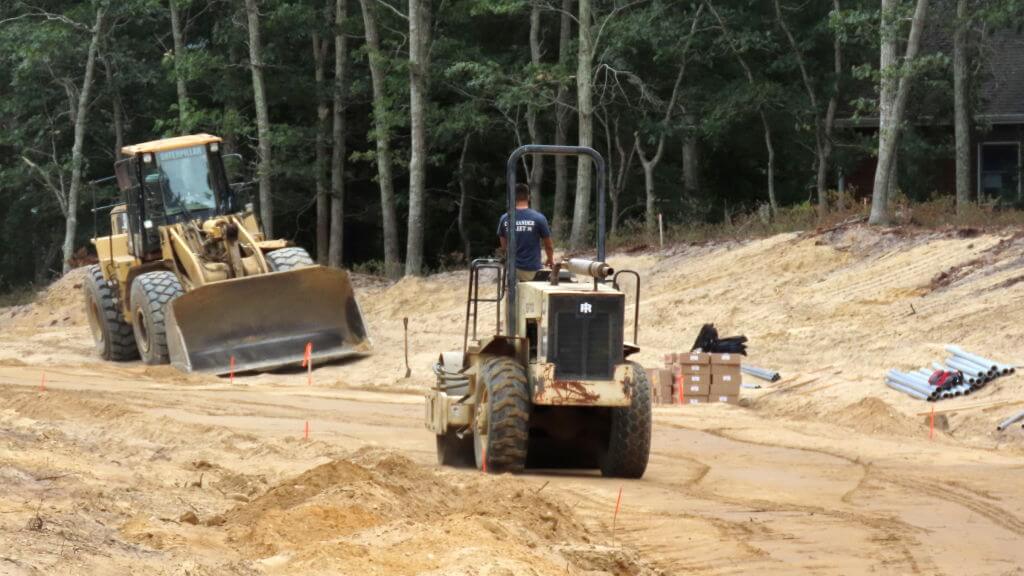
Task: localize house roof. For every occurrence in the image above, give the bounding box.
[979,31,1024,121]
[121,134,222,156]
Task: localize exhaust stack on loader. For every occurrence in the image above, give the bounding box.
[83,134,370,375]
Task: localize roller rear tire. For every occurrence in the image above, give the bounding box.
[474,356,530,473]
[600,362,652,478]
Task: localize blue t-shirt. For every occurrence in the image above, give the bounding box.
[497,208,551,271]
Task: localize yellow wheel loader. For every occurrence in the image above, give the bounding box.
[84,134,370,374]
[425,145,651,478]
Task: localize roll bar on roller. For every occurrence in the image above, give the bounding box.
[503,145,607,335]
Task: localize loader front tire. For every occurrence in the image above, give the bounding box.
[266,247,314,272]
[600,361,652,479]
[83,265,138,361]
[474,356,530,473]
[130,271,184,365]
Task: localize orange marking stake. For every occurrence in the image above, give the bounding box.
[930,405,935,440]
[39,371,46,393]
[676,374,683,404]
[229,356,235,384]
[304,420,310,440]
[302,342,313,385]
[613,486,623,538]
[481,446,487,474]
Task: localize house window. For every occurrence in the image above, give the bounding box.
[978,142,1021,202]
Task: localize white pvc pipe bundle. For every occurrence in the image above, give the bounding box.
[886,346,1018,402]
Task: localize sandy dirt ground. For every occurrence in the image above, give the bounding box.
[2,224,1024,575]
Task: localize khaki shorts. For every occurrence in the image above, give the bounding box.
[516,269,541,282]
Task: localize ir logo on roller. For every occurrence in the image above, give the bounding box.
[579,302,593,314]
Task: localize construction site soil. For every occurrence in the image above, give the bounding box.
[2,224,1023,575]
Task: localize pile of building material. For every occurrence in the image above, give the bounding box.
[648,352,742,405]
[887,345,1017,402]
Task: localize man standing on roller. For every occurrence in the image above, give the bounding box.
[497,183,555,282]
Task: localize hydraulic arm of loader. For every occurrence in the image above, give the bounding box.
[160,218,371,374]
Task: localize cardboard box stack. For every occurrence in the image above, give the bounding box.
[654,352,742,405]
[708,353,741,404]
[646,368,674,405]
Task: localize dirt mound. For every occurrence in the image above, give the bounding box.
[214,448,637,575]
[1,266,89,332]
[826,397,922,437]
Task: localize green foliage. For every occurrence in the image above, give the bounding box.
[0,0,1021,291]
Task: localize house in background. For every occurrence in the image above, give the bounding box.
[840,25,1023,205]
[976,30,1024,203]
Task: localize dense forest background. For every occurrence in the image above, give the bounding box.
[0,0,1021,289]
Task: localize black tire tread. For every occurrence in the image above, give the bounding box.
[84,265,138,361]
[131,271,184,365]
[480,357,531,472]
[266,247,314,272]
[601,361,652,478]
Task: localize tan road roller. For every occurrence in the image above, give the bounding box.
[83,134,370,374]
[425,145,651,478]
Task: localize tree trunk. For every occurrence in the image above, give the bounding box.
[569,0,593,249]
[761,112,777,212]
[244,0,274,237]
[526,1,544,209]
[359,0,401,278]
[820,0,842,210]
[871,0,898,223]
[552,0,572,238]
[773,0,827,215]
[953,0,971,213]
[63,5,107,274]
[329,0,348,268]
[635,137,664,236]
[313,33,329,264]
[707,0,777,214]
[870,0,929,225]
[604,115,634,237]
[457,134,472,259]
[681,112,699,199]
[103,54,125,161]
[634,6,700,236]
[223,42,241,154]
[405,0,431,276]
[169,0,189,130]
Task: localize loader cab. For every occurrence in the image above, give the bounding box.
[115,134,237,259]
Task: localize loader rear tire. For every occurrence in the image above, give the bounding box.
[600,361,652,479]
[130,271,184,365]
[83,265,138,361]
[266,247,314,272]
[474,356,530,473]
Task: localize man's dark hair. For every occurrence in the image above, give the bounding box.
[515,183,530,203]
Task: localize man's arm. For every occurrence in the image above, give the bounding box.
[543,237,554,268]
[497,216,507,255]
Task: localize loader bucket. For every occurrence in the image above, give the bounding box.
[166,266,371,374]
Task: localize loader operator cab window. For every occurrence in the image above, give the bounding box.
[141,145,218,222]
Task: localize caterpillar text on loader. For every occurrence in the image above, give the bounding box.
[83,134,370,374]
[425,145,651,478]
